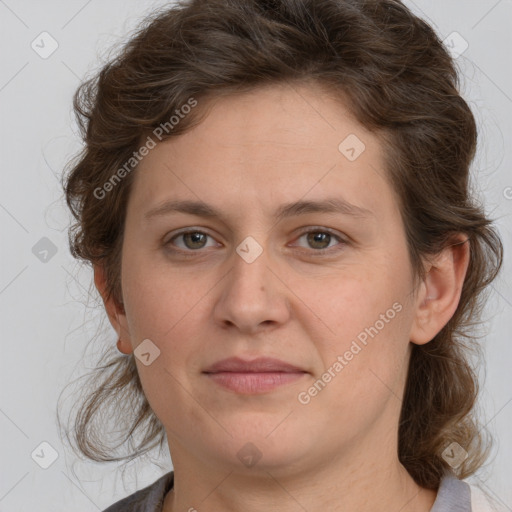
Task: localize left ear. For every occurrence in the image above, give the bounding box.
[410,234,470,345]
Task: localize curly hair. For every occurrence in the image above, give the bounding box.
[60,0,503,490]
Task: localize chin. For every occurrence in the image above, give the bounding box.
[220,426,307,470]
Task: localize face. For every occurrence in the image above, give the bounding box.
[114,83,425,475]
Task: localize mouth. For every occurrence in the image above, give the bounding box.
[203,357,307,394]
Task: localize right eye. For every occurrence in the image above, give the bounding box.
[165,230,220,252]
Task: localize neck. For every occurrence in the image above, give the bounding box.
[163,441,437,512]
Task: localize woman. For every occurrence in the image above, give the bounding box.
[61,0,505,510]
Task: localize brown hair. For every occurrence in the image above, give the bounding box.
[60,0,503,489]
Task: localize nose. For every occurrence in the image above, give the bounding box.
[213,242,291,335]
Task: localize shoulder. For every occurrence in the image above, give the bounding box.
[431,471,472,511]
[103,471,174,512]
[430,471,506,512]
[465,481,508,512]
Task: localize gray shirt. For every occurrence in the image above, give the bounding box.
[103,470,474,511]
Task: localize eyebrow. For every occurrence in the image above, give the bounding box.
[144,197,374,223]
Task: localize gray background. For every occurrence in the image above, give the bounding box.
[0,0,511,510]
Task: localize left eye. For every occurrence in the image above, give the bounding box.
[167,231,218,250]
[292,229,345,251]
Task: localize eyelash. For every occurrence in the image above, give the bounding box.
[164,227,348,256]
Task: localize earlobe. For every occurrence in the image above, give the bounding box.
[116,338,133,355]
[410,236,470,345]
[93,264,134,354]
[93,264,121,328]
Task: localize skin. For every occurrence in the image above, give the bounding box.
[95,82,470,512]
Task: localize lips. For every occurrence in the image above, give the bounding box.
[203,356,306,374]
[203,357,307,394]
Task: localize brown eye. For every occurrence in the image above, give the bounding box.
[167,230,217,251]
[291,228,348,254]
[182,232,208,249]
[306,232,332,250]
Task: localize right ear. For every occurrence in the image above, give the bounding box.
[93,264,133,354]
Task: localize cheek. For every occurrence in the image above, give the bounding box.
[302,257,415,398]
[120,254,205,413]
[301,264,408,342]
[121,246,207,341]
[326,282,414,402]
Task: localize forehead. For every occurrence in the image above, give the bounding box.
[129,83,396,221]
